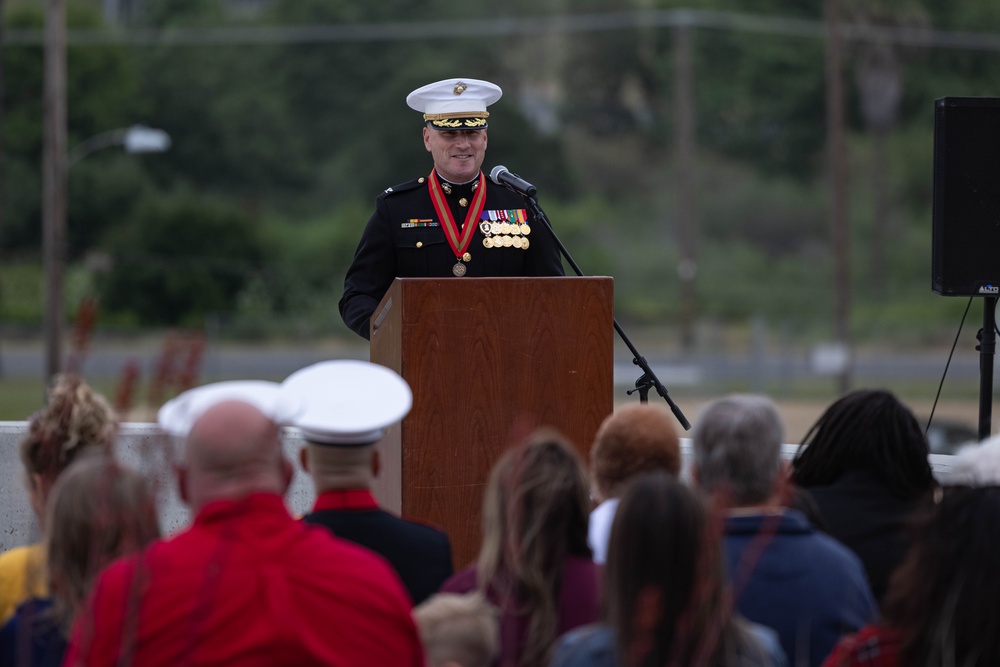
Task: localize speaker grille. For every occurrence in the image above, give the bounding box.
[932,97,1000,296]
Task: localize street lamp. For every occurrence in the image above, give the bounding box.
[68,124,172,169]
[43,124,171,383]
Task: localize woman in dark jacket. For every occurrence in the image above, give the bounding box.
[791,389,936,603]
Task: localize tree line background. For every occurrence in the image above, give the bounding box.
[2,0,1000,348]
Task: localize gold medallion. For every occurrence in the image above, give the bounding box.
[459,197,469,207]
[501,223,511,235]
[462,252,472,263]
[453,261,467,277]
[484,237,494,248]
[521,224,531,235]
[521,238,530,250]
[512,237,523,249]
[502,235,513,248]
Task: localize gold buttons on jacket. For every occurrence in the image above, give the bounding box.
[416,241,423,248]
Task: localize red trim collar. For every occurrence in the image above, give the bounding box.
[313,489,379,512]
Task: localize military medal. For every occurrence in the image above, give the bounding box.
[521,223,531,235]
[483,237,494,248]
[428,168,487,277]
[522,237,530,250]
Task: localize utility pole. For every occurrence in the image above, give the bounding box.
[43,0,67,384]
[825,0,852,394]
[0,0,7,378]
[674,20,698,352]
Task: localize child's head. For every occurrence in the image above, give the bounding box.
[413,592,499,667]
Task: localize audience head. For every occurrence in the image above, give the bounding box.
[46,454,160,630]
[606,472,766,667]
[478,427,591,667]
[413,592,500,667]
[792,389,934,500]
[179,400,293,511]
[691,394,784,507]
[279,360,413,494]
[20,374,117,526]
[883,485,1000,665]
[590,404,681,503]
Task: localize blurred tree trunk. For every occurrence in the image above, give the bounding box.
[0,0,4,377]
[851,1,926,298]
[674,22,698,352]
[826,0,852,394]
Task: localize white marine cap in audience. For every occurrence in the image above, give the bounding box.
[157,380,304,438]
[949,432,1000,486]
[280,360,412,446]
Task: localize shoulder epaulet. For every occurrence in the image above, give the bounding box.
[380,177,426,198]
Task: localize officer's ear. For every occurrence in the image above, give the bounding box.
[422,125,432,152]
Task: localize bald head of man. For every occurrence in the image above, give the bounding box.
[178,400,293,512]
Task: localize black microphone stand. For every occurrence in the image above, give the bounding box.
[521,192,691,430]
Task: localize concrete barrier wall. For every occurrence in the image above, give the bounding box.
[0,422,962,551]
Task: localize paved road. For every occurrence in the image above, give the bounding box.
[0,338,987,388]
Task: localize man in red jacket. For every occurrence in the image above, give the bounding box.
[64,396,424,667]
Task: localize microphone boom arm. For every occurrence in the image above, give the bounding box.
[521,192,691,430]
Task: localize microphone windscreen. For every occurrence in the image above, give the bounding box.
[489,165,508,184]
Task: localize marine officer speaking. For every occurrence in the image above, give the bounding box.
[338,77,565,339]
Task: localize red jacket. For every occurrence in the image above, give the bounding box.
[64,493,424,667]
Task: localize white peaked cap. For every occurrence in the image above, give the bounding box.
[279,360,413,446]
[406,78,502,125]
[157,380,305,438]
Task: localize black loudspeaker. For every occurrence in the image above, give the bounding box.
[932,97,1000,296]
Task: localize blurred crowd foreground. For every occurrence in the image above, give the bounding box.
[0,372,999,666]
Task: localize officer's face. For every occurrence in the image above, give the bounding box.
[423,127,488,183]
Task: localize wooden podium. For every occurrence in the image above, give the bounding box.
[369,277,614,568]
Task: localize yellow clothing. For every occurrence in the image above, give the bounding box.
[0,543,47,623]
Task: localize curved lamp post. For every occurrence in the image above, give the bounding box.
[43,125,171,383]
[68,124,172,169]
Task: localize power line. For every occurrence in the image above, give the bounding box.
[3,9,1000,52]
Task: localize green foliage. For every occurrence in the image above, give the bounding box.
[99,192,265,326]
[2,1,145,250]
[3,0,1000,341]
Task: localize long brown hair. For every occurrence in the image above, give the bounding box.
[607,473,768,667]
[476,428,591,667]
[45,455,161,632]
[883,485,1000,666]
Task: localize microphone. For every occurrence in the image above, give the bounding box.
[489,165,537,198]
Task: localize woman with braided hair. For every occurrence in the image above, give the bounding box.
[791,389,936,603]
[0,375,118,623]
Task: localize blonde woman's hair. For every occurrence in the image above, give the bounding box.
[476,428,591,667]
[20,374,117,483]
[45,454,160,631]
[413,592,499,667]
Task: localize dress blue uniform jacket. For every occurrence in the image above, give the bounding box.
[339,174,565,339]
[303,494,454,606]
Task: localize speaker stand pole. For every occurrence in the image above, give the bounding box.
[977,296,997,440]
